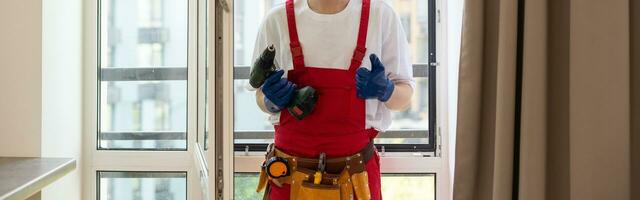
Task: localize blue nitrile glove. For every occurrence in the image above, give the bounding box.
[261,70,296,110]
[356,54,395,102]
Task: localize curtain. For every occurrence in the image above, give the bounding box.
[453,0,638,199]
[631,0,640,199]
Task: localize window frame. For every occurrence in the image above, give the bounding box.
[96,170,189,200]
[96,0,190,151]
[83,0,455,199]
[83,0,204,199]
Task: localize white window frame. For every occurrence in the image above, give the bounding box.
[209,0,453,199]
[82,0,205,199]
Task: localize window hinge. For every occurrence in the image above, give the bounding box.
[436,127,442,157]
[216,155,224,200]
[430,62,439,67]
[437,9,441,23]
[217,0,230,12]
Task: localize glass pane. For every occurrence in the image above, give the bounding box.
[378,76,429,144]
[233,173,435,199]
[99,0,188,150]
[204,5,210,151]
[387,0,429,64]
[98,171,187,200]
[234,79,274,144]
[196,0,210,152]
[100,0,188,68]
[234,173,265,200]
[99,81,187,150]
[234,80,274,131]
[234,0,285,66]
[382,174,435,199]
[389,77,429,130]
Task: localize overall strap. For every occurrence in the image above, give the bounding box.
[286,0,306,70]
[349,0,371,73]
[286,0,371,71]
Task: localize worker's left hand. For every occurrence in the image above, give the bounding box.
[355,54,395,102]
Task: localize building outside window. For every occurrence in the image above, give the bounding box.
[98,0,189,198]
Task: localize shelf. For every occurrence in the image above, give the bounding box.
[0,157,76,200]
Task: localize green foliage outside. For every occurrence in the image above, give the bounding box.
[234,173,264,199]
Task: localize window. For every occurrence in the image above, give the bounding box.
[98,171,187,200]
[197,0,211,153]
[99,0,189,151]
[232,0,436,152]
[87,0,447,199]
[230,0,440,198]
[86,0,203,199]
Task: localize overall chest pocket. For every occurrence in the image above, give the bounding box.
[285,68,361,132]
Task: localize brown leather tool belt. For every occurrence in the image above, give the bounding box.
[257,142,376,200]
[282,142,375,174]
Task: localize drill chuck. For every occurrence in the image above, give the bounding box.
[249,44,277,88]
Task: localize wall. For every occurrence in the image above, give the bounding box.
[41,0,84,199]
[0,0,43,157]
[445,0,462,194]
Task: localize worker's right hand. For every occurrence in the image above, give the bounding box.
[261,70,296,109]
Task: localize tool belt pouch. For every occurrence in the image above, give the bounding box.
[350,171,371,200]
[298,181,341,200]
[257,169,270,193]
[257,166,368,200]
[257,144,373,200]
[291,168,349,200]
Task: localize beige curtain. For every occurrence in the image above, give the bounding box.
[453,0,639,199]
[631,0,640,199]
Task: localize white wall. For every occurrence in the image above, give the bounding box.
[0,0,84,198]
[446,0,462,190]
[0,0,43,157]
[41,0,84,199]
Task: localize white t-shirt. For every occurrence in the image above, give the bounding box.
[252,0,415,131]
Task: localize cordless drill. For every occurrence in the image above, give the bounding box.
[249,45,317,120]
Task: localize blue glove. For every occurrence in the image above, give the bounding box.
[262,70,296,109]
[355,54,395,102]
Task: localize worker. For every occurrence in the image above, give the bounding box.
[253,0,414,199]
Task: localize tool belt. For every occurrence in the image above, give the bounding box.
[257,142,376,200]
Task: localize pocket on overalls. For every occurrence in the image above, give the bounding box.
[297,182,341,200]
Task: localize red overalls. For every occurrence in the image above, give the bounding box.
[269,0,382,199]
